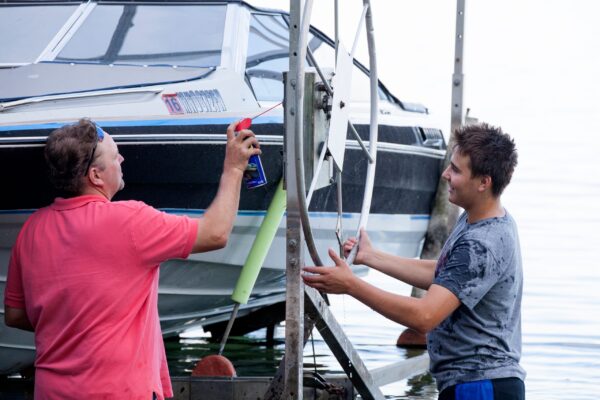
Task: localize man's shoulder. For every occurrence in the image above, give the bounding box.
[461,214,519,262]
[447,217,506,251]
[466,213,515,238]
[20,205,54,228]
[96,200,164,224]
[108,200,188,225]
[108,200,152,212]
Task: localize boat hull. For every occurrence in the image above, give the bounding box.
[0,122,444,374]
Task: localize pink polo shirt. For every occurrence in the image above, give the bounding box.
[4,195,198,400]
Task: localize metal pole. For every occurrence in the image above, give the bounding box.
[283,0,305,398]
[265,71,318,400]
[450,0,466,133]
[334,0,339,61]
[346,0,379,265]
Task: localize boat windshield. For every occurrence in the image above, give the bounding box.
[55,4,226,67]
[0,4,78,65]
[245,12,387,104]
[246,13,291,102]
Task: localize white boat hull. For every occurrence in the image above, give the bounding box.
[0,210,428,373]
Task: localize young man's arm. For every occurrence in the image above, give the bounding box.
[192,121,261,253]
[364,250,437,291]
[348,280,459,333]
[346,230,437,290]
[4,305,34,332]
[303,249,459,333]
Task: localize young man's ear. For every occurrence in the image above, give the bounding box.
[478,175,492,192]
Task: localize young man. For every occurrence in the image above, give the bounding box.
[4,118,260,399]
[303,123,525,399]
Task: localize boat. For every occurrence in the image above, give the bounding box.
[0,0,447,374]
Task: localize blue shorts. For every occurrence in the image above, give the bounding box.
[438,377,525,400]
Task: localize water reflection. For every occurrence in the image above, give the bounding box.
[397,374,437,400]
[166,327,439,399]
[165,333,285,377]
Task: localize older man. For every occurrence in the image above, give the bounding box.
[4,118,260,400]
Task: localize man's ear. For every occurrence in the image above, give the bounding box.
[87,167,103,187]
[478,175,492,192]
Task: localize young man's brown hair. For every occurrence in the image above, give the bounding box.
[454,122,518,196]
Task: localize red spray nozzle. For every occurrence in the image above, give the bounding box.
[235,118,253,132]
[234,102,283,132]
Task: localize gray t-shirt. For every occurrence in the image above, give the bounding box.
[428,211,526,392]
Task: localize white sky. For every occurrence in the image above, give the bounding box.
[248,1,600,244]
[248,0,600,140]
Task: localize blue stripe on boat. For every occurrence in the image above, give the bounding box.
[0,209,430,221]
[0,116,283,132]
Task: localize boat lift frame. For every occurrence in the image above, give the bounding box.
[266,0,468,399]
[263,1,452,399]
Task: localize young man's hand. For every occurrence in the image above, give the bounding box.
[302,248,358,295]
[224,120,261,174]
[343,228,373,265]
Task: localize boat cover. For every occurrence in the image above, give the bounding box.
[0,62,214,102]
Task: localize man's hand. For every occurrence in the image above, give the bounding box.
[224,120,261,174]
[191,121,261,253]
[302,248,358,295]
[343,228,373,265]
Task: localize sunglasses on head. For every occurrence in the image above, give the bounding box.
[84,124,105,175]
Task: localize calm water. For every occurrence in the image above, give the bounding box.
[167,119,600,399]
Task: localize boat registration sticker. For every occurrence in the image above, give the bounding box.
[162,90,227,114]
[162,94,184,114]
